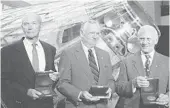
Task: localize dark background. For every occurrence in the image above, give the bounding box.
[156,26,169,57]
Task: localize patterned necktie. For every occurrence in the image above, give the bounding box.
[88,49,99,84]
[145,54,151,77]
[32,43,39,72]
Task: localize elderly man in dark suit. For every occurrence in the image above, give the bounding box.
[115,25,169,108]
[1,13,59,108]
[57,20,115,108]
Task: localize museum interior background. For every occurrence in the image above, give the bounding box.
[1,0,169,56]
[1,0,169,107]
[1,0,169,81]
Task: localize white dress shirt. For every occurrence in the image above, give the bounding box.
[78,42,99,101]
[132,50,155,93]
[141,50,155,68]
[23,38,46,71]
[81,42,99,70]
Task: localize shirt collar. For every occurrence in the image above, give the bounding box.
[81,41,95,52]
[141,50,155,59]
[24,38,41,47]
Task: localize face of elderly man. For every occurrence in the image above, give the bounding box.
[138,25,158,54]
[81,20,100,48]
[22,13,41,40]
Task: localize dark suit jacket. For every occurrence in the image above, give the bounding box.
[1,38,56,108]
[57,42,115,108]
[115,51,169,108]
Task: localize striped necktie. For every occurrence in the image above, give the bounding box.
[145,54,151,77]
[32,43,39,72]
[88,49,99,84]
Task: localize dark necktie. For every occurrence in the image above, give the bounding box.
[145,55,151,77]
[32,43,39,72]
[88,49,99,84]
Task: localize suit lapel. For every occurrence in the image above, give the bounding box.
[150,52,161,78]
[74,43,93,81]
[40,41,49,71]
[132,52,145,76]
[14,39,35,84]
[94,47,105,84]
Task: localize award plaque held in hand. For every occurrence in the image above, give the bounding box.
[35,71,56,98]
[141,78,159,105]
[89,86,109,99]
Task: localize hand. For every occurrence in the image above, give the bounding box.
[106,87,112,99]
[80,91,100,102]
[49,71,60,81]
[132,76,149,88]
[155,94,169,106]
[27,89,42,100]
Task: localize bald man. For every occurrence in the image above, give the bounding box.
[115,25,169,108]
[1,13,59,108]
[57,20,115,108]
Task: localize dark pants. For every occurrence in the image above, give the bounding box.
[24,97,53,108]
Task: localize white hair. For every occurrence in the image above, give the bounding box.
[80,20,100,33]
[22,12,42,24]
[137,25,158,38]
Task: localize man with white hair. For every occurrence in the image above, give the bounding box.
[115,25,169,108]
[1,13,59,108]
[57,20,114,108]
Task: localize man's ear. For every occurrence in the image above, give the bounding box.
[80,30,85,37]
[21,24,24,31]
[155,36,159,44]
[80,30,83,35]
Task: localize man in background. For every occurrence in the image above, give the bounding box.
[1,13,59,108]
[115,25,169,108]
